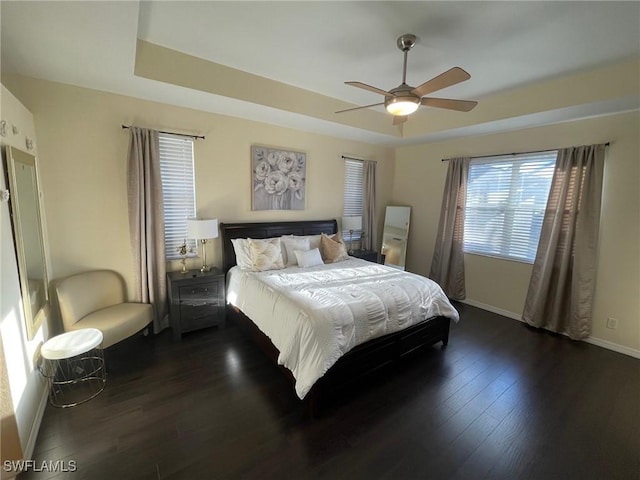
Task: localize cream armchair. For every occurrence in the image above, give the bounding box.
[54,270,153,348]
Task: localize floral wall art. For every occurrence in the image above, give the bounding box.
[252,145,306,210]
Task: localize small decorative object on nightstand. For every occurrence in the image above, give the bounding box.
[167,268,226,341]
[351,250,385,264]
[176,240,194,274]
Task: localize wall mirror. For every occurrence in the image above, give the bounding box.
[3,146,49,339]
[381,206,411,270]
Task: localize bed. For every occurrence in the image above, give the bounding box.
[221,219,459,413]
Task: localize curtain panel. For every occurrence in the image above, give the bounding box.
[522,144,606,339]
[429,157,470,300]
[362,160,377,251]
[127,127,169,333]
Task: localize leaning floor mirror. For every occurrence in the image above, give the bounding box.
[3,145,49,339]
[381,206,411,270]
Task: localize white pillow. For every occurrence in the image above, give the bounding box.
[231,238,252,270]
[294,248,324,268]
[293,234,322,250]
[248,237,284,272]
[279,234,293,265]
[283,237,311,266]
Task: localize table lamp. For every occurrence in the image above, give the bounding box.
[342,215,362,254]
[187,218,219,272]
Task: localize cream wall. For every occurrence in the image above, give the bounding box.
[2,75,395,301]
[393,112,640,355]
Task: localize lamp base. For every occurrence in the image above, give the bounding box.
[199,239,211,273]
[348,229,354,255]
[180,258,189,274]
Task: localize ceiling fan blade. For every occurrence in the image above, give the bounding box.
[392,115,408,125]
[411,67,471,98]
[335,102,384,114]
[421,97,478,112]
[345,81,391,97]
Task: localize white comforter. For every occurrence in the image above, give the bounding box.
[227,258,459,399]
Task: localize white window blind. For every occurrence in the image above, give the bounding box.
[343,158,363,240]
[463,151,556,263]
[159,133,196,260]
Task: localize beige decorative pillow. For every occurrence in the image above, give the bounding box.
[248,237,284,271]
[320,233,349,263]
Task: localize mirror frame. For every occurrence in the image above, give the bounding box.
[4,146,49,339]
[382,205,411,270]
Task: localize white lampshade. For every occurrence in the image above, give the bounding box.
[187,218,219,240]
[342,216,362,231]
[385,99,420,116]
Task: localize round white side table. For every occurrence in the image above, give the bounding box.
[40,328,106,408]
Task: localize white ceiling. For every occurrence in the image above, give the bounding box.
[2,1,639,145]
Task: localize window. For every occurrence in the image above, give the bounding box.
[159,133,196,260]
[343,158,363,240]
[463,152,556,263]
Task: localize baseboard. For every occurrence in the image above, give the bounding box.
[584,336,640,359]
[459,298,640,359]
[24,383,48,460]
[459,298,522,321]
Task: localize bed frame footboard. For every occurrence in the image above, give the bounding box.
[229,304,450,416]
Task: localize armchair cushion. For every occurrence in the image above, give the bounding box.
[66,303,153,349]
[56,270,126,330]
[55,270,152,348]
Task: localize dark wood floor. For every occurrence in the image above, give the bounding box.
[22,303,639,480]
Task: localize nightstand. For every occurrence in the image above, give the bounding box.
[167,268,226,341]
[351,250,385,264]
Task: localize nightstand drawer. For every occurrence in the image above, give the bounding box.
[180,304,224,332]
[180,303,219,319]
[179,293,221,307]
[179,281,220,302]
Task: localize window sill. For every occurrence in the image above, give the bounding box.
[463,251,534,265]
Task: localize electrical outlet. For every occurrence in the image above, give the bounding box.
[606,317,618,329]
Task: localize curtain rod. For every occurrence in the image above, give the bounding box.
[441,142,610,162]
[121,125,205,140]
[341,155,376,162]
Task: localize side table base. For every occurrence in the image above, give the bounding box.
[40,346,106,408]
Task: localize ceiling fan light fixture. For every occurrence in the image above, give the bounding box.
[385,96,420,116]
[337,34,477,123]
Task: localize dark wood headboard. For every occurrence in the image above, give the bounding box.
[220,219,338,272]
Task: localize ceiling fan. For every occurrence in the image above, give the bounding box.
[336,34,478,125]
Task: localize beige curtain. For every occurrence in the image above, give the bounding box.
[127,127,168,333]
[522,144,606,339]
[362,160,377,251]
[429,157,470,300]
